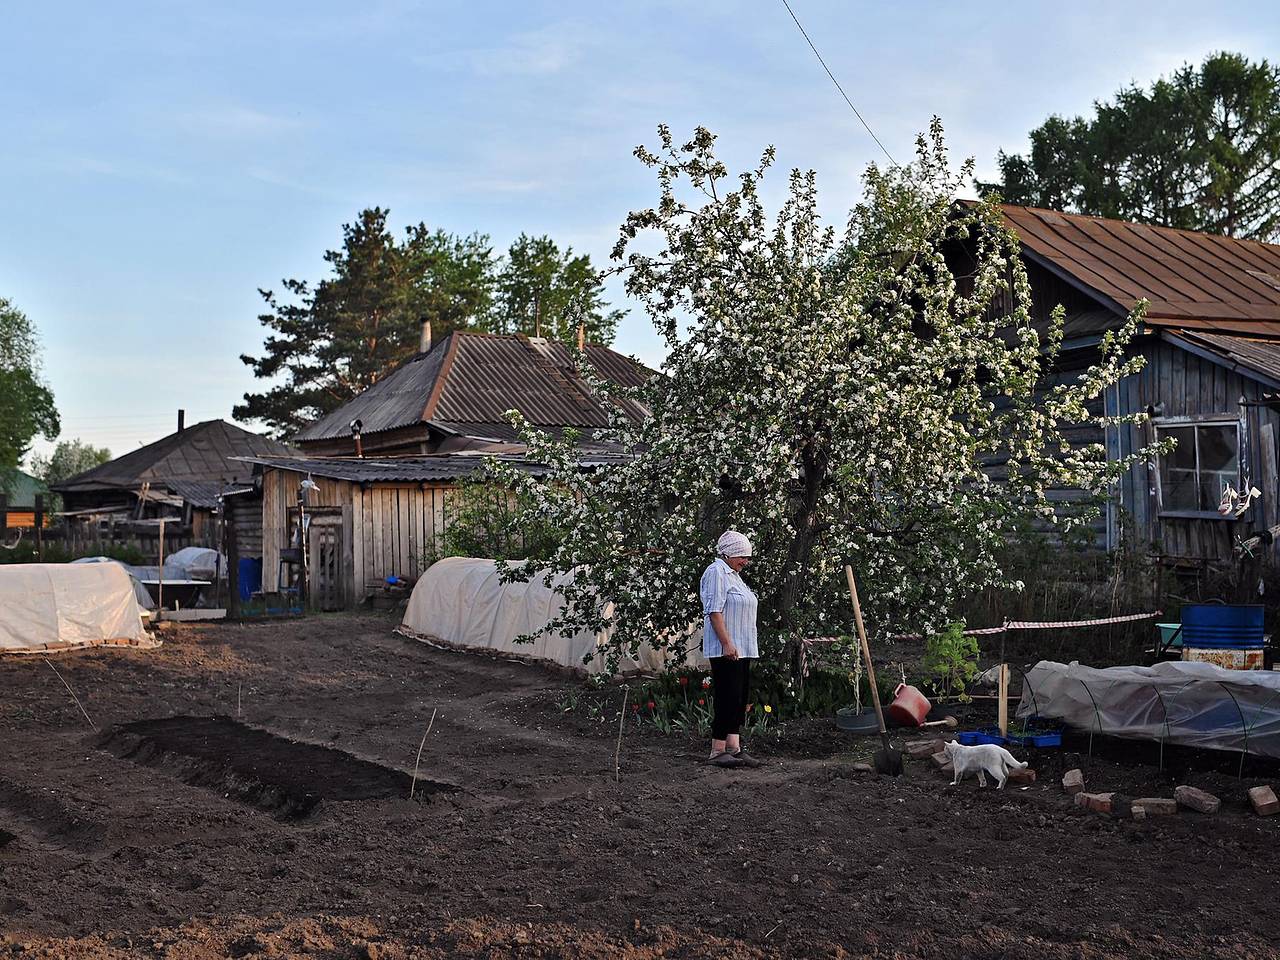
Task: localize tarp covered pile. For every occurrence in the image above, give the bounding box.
[1018,659,1280,759]
[399,557,700,675]
[0,563,157,654]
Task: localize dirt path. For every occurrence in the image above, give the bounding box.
[0,612,1276,958]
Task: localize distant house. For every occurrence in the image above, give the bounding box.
[0,469,50,528]
[51,416,295,543]
[978,203,1280,565]
[292,330,653,456]
[237,331,653,608]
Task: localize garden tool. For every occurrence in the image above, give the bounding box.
[844,564,903,776]
[920,716,959,730]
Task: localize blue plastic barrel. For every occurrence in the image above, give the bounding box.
[238,557,263,601]
[1180,604,1264,649]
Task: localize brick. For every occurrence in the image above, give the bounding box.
[1075,792,1113,814]
[1248,785,1279,816]
[850,762,874,773]
[1174,785,1221,815]
[930,751,952,769]
[1062,769,1085,795]
[1132,797,1177,816]
[1131,806,1147,822]
[1007,767,1036,786]
[905,740,940,759]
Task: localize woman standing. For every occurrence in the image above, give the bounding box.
[700,530,761,768]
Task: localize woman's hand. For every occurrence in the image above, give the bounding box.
[722,641,739,660]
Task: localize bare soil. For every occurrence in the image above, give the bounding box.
[1,612,1278,959]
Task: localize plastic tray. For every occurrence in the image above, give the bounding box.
[956,728,1007,746]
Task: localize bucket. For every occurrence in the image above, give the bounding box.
[886,683,931,727]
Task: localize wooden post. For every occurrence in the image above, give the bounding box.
[226,519,240,619]
[0,493,7,536]
[997,663,1010,737]
[34,494,44,561]
[157,518,166,612]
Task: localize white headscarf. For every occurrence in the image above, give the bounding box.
[716,530,753,558]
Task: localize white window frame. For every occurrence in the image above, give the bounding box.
[1153,415,1242,520]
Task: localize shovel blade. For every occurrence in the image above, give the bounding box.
[874,747,904,776]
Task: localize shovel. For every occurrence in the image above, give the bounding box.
[844,565,903,776]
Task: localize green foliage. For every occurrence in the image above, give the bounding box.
[0,297,59,486]
[920,622,980,702]
[491,121,1156,674]
[27,438,112,512]
[236,208,495,437]
[237,212,626,439]
[484,234,624,345]
[980,52,1280,240]
[431,479,564,565]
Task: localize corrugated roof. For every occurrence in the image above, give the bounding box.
[236,451,634,484]
[1,469,48,507]
[1169,331,1280,388]
[294,331,654,443]
[51,420,296,493]
[998,204,1280,336]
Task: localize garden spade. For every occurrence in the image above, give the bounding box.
[844,565,903,776]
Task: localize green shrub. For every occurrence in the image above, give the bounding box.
[428,480,564,566]
[920,621,979,701]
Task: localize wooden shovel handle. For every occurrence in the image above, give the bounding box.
[845,565,889,740]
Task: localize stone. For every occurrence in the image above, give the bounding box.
[1131,806,1147,822]
[905,740,940,759]
[1248,785,1279,816]
[1007,767,1036,786]
[1174,785,1221,815]
[1062,768,1085,795]
[1131,797,1177,816]
[930,751,952,770]
[1075,792,1113,814]
[850,762,874,773]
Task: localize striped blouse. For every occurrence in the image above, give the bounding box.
[699,558,759,659]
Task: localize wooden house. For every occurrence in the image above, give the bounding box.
[50,415,295,543]
[982,204,1280,565]
[242,331,652,608]
[0,469,50,529]
[292,330,651,456]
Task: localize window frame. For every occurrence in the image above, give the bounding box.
[1153,415,1242,520]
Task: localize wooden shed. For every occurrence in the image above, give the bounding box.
[239,454,559,610]
[979,204,1280,565]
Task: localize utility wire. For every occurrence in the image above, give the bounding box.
[778,0,899,167]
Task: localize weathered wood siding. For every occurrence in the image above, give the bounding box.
[1107,336,1280,561]
[261,468,459,603]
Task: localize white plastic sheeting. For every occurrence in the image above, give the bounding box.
[399,557,701,675]
[71,557,156,609]
[163,547,225,582]
[1018,660,1280,759]
[0,563,155,654]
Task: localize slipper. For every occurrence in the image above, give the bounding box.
[734,750,763,768]
[706,751,743,768]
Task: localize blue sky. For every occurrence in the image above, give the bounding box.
[3,1,1277,459]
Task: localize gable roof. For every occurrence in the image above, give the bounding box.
[295,331,654,443]
[51,420,295,494]
[998,204,1280,337]
[2,469,48,507]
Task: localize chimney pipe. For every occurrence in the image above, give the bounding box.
[177,409,186,433]
[419,320,432,353]
[351,419,364,458]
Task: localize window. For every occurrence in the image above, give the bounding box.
[1156,420,1239,515]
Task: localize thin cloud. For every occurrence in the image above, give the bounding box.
[424,22,591,77]
[176,105,307,139]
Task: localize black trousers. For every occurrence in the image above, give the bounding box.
[709,656,751,740]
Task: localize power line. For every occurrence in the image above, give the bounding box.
[778,0,898,167]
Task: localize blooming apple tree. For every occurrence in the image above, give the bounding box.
[491,120,1155,671]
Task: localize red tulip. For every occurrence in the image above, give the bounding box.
[698,698,705,706]
[647,700,656,710]
[678,676,689,687]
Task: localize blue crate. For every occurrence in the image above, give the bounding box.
[1008,730,1062,748]
[957,728,1007,746]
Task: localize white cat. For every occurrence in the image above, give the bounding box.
[941,741,1027,789]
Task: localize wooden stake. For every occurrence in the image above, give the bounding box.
[614,685,629,782]
[997,664,1010,737]
[409,708,437,800]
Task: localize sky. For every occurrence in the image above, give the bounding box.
[3,0,1278,462]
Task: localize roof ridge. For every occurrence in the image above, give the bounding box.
[1001,202,1280,253]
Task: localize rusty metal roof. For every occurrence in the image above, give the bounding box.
[295,331,654,442]
[998,204,1280,337]
[51,420,296,493]
[1165,331,1280,389]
